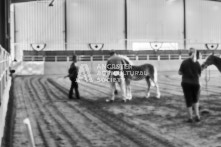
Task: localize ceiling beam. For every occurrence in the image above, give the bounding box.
[11,0,221,3]
[11,0,37,3]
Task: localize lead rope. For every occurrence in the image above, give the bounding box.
[204,68,211,109]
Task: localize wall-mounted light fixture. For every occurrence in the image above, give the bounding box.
[49,0,55,7]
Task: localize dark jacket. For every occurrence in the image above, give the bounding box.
[68,62,78,81]
[179,58,201,84]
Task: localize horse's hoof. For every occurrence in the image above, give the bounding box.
[145,96,150,99]
[122,99,130,102]
[145,94,150,98]
[128,96,132,100]
[106,99,114,103]
[156,95,161,99]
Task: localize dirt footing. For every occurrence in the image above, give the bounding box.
[1,77,17,147]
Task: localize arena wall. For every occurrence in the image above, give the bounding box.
[0,77,11,147]
[14,0,66,51]
[12,0,221,51]
[14,59,217,76]
[0,47,11,146]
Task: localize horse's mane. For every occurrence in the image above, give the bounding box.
[207,54,221,62]
[117,54,134,65]
[205,53,214,60]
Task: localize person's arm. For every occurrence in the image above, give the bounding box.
[178,62,184,75]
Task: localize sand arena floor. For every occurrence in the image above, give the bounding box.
[2,71,221,147]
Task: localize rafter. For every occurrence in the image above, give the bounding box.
[11,0,36,3]
[205,0,221,2]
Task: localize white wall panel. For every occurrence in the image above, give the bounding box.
[14,0,65,51]
[10,4,15,60]
[186,0,221,49]
[13,0,221,51]
[127,0,183,49]
[66,0,125,50]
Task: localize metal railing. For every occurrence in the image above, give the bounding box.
[0,46,10,101]
[22,54,186,62]
[22,53,219,62]
[0,45,11,147]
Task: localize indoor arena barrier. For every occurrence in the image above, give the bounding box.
[23,54,187,62]
[0,45,11,146]
[19,52,220,75]
[22,52,221,62]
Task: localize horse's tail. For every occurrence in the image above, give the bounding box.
[150,66,158,87]
[153,66,158,83]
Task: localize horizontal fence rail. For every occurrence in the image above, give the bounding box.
[22,53,221,62]
[0,46,10,101]
[0,45,11,147]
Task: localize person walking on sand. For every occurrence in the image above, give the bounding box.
[65,54,80,99]
[178,47,201,123]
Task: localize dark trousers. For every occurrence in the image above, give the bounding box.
[181,82,200,107]
[69,81,80,99]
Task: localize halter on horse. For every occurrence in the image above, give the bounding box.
[106,54,161,102]
[201,53,221,72]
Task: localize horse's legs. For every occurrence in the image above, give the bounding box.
[118,75,128,102]
[145,77,151,98]
[106,82,116,102]
[114,83,118,95]
[125,79,132,100]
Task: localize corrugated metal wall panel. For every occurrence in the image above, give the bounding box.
[10,5,15,60]
[187,0,221,49]
[66,0,125,50]
[127,0,183,49]
[14,0,65,51]
[13,0,221,51]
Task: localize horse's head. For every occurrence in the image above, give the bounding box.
[201,53,215,70]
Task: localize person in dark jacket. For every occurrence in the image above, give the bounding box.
[66,54,80,99]
[179,48,201,123]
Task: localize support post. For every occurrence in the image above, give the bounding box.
[124,0,127,50]
[183,0,187,50]
[64,0,67,50]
